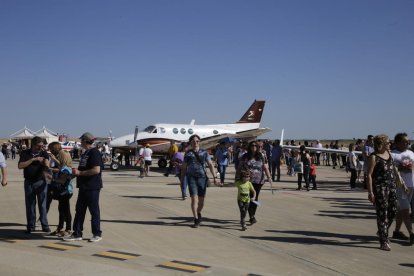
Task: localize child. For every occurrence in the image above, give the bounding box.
[235,167,256,231]
[309,160,317,190]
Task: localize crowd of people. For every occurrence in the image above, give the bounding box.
[1,132,413,252]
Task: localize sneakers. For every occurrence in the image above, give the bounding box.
[410,233,414,246]
[192,218,201,228]
[249,217,257,225]
[89,236,102,242]
[197,213,202,223]
[63,235,82,241]
[25,228,35,234]
[392,231,409,240]
[42,227,51,233]
[58,230,72,238]
[241,224,247,231]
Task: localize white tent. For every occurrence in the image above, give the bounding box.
[9,126,35,140]
[33,126,59,143]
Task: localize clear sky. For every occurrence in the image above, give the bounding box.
[1,0,413,140]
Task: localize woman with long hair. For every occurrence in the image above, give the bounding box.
[237,141,271,225]
[366,134,398,251]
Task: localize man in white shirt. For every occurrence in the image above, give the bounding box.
[0,152,7,186]
[391,132,414,245]
[315,140,323,166]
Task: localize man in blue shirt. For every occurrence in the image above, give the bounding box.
[64,132,104,242]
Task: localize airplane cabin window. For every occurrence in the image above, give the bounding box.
[180,128,186,134]
[213,130,219,134]
[160,127,166,133]
[173,128,179,134]
[188,128,194,134]
[144,125,157,133]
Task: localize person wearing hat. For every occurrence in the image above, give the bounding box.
[139,143,153,177]
[64,132,104,242]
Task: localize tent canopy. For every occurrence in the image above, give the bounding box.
[9,126,35,140]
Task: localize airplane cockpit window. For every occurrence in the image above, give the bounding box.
[173,128,179,134]
[144,125,157,133]
[159,127,166,133]
[213,130,219,134]
[180,128,186,134]
[188,128,194,134]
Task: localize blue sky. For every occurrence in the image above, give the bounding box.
[1,0,413,140]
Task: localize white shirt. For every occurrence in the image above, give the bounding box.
[0,152,6,168]
[391,149,414,188]
[139,147,153,161]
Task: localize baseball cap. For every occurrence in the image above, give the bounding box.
[80,132,95,141]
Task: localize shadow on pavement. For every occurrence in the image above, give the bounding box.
[241,230,377,249]
[101,216,240,230]
[121,195,183,201]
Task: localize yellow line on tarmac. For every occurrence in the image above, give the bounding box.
[158,260,210,273]
[39,242,82,251]
[0,238,25,243]
[93,250,140,261]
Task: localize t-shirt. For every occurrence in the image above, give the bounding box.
[18,149,50,182]
[172,152,184,175]
[184,149,210,178]
[77,147,103,190]
[0,152,6,168]
[241,153,265,185]
[391,149,414,188]
[215,147,229,166]
[139,147,153,161]
[236,180,254,203]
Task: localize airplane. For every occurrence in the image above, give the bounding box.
[109,100,271,170]
[279,129,363,155]
[59,141,80,152]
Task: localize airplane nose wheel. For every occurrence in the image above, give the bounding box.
[158,158,167,168]
[110,162,120,171]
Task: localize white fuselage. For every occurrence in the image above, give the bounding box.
[110,122,260,148]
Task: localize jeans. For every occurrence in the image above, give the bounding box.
[238,201,249,225]
[73,189,101,237]
[350,169,357,189]
[58,197,72,231]
[271,160,281,181]
[217,165,227,183]
[24,179,49,230]
[248,183,263,218]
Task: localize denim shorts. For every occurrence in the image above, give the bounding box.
[187,175,207,197]
[397,186,414,210]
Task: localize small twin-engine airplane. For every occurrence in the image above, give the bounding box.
[109,100,271,170]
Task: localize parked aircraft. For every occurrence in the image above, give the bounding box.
[279,129,363,155]
[109,100,271,170]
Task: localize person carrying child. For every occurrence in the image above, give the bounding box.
[235,165,256,231]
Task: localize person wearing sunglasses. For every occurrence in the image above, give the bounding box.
[237,140,271,225]
[18,136,51,234]
[181,134,217,228]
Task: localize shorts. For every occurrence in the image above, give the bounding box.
[187,175,207,197]
[145,160,152,166]
[397,187,414,210]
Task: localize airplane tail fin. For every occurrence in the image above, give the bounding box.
[236,100,265,123]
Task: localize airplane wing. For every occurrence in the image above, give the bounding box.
[282,145,362,155]
[199,128,272,149]
[235,128,272,138]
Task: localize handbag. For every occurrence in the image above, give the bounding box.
[293,162,304,174]
[390,153,405,188]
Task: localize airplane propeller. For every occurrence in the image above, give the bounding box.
[133,126,139,147]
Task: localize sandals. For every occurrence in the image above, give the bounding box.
[380,242,391,251]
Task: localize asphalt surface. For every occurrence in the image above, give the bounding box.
[1,158,413,275]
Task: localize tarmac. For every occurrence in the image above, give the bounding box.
[0,158,413,276]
